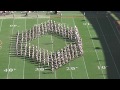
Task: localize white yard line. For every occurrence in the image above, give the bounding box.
[106,16,120,45]
[0,19,3,32]
[37,15,41,79]
[50,35,57,79]
[82,56,89,79]
[61,14,73,79]
[7,18,15,79]
[84,17,105,79]
[96,17,120,78]
[49,16,57,79]
[72,18,89,79]
[22,18,26,79]
[64,37,73,79]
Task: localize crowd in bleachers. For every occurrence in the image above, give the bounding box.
[0,11,61,16]
[0,11,14,16]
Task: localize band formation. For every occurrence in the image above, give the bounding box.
[13,20,83,71]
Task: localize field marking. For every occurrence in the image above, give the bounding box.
[0,19,3,32]
[49,16,57,79]
[72,18,89,79]
[36,15,41,79]
[61,14,73,79]
[96,17,120,78]
[7,18,15,79]
[106,16,120,45]
[84,17,105,79]
[82,56,89,79]
[50,34,57,79]
[22,18,26,79]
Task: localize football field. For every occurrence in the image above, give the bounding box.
[0,11,120,79]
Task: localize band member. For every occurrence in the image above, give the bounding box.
[32,45,35,59]
[28,43,31,58]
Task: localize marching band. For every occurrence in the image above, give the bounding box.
[15,20,83,71]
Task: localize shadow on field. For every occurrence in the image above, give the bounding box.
[91,37,99,40]
[95,47,102,49]
[81,11,120,79]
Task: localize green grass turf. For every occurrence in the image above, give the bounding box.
[0,11,120,79]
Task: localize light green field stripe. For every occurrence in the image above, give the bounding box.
[35,18,55,79]
[51,17,88,78]
[23,18,39,79]
[52,35,67,51]
[39,35,55,79]
[0,19,13,79]
[51,17,73,79]
[7,19,28,79]
[55,64,72,79]
[61,18,89,79]
[37,18,56,79]
[30,33,72,78]
[61,11,83,16]
[52,35,72,79]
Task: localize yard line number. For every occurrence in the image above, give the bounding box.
[10,25,18,27]
[98,66,108,70]
[4,68,16,72]
[35,68,45,71]
[66,67,78,70]
[83,22,90,25]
